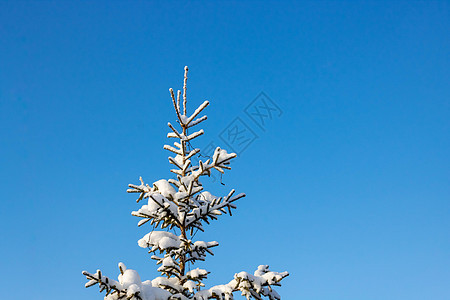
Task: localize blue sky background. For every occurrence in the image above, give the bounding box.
[1,1,449,299]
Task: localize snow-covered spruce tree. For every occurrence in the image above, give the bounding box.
[82,67,289,300]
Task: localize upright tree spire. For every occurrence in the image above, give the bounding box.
[82,67,288,300]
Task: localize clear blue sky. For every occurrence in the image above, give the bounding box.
[1,1,449,299]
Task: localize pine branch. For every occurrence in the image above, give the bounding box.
[185,190,245,228]
[193,266,289,300]
[187,115,208,128]
[129,181,182,229]
[183,66,188,116]
[82,269,143,300]
[170,88,183,125]
[185,101,209,126]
